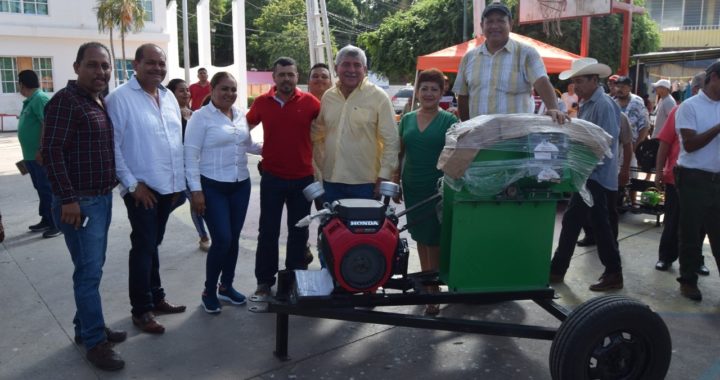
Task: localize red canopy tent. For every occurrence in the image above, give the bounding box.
[416,32,581,74]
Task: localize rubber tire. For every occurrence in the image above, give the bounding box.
[549,295,671,380]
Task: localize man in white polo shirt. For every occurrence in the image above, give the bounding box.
[674,61,720,301]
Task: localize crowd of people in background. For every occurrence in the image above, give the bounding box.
[5,0,720,373]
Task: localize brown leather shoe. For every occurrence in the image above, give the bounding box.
[153,299,187,314]
[132,312,165,334]
[86,341,125,371]
[680,283,702,301]
[589,272,623,291]
[75,327,127,345]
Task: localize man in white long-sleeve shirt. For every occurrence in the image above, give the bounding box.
[106,44,187,335]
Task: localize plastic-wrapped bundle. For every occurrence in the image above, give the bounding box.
[438,114,613,204]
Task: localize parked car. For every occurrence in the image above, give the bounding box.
[391,87,414,114]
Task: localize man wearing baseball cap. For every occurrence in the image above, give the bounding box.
[613,75,649,151]
[453,2,568,124]
[651,79,676,138]
[608,74,620,97]
[549,58,623,291]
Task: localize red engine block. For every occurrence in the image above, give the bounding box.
[321,217,399,293]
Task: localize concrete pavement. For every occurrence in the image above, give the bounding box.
[1,131,719,380]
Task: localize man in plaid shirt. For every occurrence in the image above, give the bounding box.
[42,42,125,371]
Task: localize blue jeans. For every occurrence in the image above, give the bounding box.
[123,189,177,316]
[26,160,55,228]
[201,176,251,291]
[322,181,375,204]
[52,194,112,350]
[255,173,313,286]
[550,180,622,276]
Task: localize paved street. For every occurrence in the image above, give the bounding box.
[1,131,719,380]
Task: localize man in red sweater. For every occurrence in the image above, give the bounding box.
[246,57,321,299]
[188,67,210,110]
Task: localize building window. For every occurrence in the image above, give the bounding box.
[0,0,48,15]
[114,59,135,86]
[138,0,152,22]
[32,57,53,92]
[0,57,18,94]
[646,0,720,29]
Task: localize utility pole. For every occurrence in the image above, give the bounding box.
[463,0,468,41]
[182,0,190,81]
[306,0,335,80]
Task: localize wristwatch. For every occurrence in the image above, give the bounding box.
[128,183,137,193]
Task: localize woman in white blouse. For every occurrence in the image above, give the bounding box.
[184,72,262,314]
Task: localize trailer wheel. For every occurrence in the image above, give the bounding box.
[549,295,671,380]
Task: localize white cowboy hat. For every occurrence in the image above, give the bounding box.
[559,58,612,80]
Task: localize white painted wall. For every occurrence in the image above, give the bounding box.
[0,0,169,130]
[0,0,254,130]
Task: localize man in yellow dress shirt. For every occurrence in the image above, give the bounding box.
[312,45,400,203]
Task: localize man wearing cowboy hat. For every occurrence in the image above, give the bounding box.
[651,78,676,138]
[549,58,624,291]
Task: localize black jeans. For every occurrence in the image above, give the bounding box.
[658,183,680,263]
[551,180,622,276]
[254,172,313,286]
[658,183,706,264]
[676,167,720,285]
[123,189,177,316]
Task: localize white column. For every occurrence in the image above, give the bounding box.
[166,1,180,80]
[473,0,484,38]
[197,0,212,67]
[233,0,248,109]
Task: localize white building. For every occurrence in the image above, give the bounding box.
[0,0,169,131]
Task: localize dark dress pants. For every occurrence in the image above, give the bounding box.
[676,168,720,286]
[255,173,313,286]
[551,180,622,276]
[123,189,177,316]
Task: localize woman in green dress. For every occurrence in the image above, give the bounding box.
[395,69,458,315]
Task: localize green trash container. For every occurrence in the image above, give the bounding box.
[439,133,599,292]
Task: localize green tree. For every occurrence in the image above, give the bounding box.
[249,0,311,72]
[357,0,465,82]
[248,0,359,75]
[509,0,661,74]
[352,0,411,27]
[95,0,145,81]
[170,0,232,67]
[116,0,145,81]
[95,0,118,69]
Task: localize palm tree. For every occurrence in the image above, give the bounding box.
[95,0,117,75]
[116,0,145,81]
[94,0,145,82]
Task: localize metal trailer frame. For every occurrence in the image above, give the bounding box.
[254,269,673,380]
[257,270,570,361]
